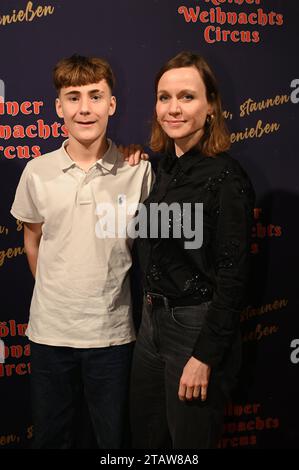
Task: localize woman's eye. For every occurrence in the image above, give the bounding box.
[182,95,194,101]
[158,95,169,102]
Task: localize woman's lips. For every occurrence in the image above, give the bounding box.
[164,120,186,126]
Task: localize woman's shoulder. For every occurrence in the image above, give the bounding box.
[206,152,251,181]
[204,152,255,202]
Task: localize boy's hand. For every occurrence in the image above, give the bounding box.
[118,144,149,166]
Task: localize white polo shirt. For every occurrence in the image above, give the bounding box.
[11,139,153,348]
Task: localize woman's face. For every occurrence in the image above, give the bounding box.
[156,66,213,156]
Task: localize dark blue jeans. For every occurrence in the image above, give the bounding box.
[30,341,133,449]
[130,294,241,449]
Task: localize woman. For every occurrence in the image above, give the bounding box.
[130,51,255,449]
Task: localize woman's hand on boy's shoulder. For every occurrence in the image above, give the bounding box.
[118,144,149,166]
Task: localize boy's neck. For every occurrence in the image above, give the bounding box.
[66,135,109,169]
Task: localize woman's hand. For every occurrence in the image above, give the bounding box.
[178,356,211,402]
[118,144,149,166]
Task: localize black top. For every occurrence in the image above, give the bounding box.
[137,147,255,367]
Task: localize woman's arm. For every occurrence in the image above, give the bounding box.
[192,166,255,368]
[178,164,255,401]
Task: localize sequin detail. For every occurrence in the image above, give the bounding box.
[147,264,162,281]
[183,274,211,299]
[205,167,231,192]
[168,206,186,230]
[217,240,240,269]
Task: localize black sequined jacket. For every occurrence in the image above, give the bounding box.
[137,147,255,368]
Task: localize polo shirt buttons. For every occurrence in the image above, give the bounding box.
[76,174,93,205]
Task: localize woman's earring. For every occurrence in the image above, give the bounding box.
[206,114,214,125]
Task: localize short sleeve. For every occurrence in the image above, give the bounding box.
[10,163,44,223]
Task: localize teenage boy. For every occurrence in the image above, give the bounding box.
[11,54,153,449]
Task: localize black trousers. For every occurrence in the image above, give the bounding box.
[130,294,240,449]
[30,341,133,449]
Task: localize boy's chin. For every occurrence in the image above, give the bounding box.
[70,134,103,145]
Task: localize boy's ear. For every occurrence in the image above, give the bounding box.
[55,97,64,118]
[109,96,117,116]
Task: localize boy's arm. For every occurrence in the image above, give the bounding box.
[24,222,42,278]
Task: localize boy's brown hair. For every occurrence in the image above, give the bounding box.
[53,54,115,94]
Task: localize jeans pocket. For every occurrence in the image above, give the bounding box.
[171,301,211,330]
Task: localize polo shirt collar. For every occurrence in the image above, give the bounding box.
[59,140,76,171]
[59,139,118,172]
[97,139,118,172]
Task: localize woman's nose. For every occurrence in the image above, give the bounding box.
[168,98,181,114]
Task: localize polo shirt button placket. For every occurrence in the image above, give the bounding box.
[77,174,92,206]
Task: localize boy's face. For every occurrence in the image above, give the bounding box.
[55,80,116,145]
